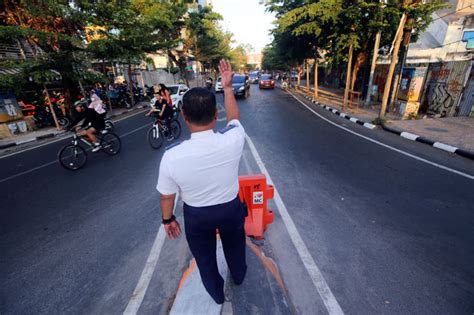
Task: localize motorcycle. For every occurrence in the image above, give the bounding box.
[205,79,213,90]
[34,104,69,128]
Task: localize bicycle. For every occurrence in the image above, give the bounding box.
[147,111,182,150]
[58,127,122,171]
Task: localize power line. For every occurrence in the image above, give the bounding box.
[432,4,473,22]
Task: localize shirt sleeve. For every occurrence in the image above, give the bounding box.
[156,153,179,195]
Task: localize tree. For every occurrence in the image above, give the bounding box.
[261,44,289,71]
[267,0,444,98]
[185,6,231,74]
[87,0,187,104]
[1,0,92,110]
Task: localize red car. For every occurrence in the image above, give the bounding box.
[259,74,275,89]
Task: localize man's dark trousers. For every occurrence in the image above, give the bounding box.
[183,196,247,304]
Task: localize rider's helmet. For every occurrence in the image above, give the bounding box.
[73,98,88,108]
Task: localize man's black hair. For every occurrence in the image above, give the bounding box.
[182,87,217,126]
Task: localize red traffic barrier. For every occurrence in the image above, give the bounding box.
[238,174,274,240]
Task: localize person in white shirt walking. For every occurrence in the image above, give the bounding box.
[156,60,247,304]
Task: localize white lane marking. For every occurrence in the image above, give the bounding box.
[245,135,344,315]
[287,91,474,180]
[349,117,359,123]
[0,109,147,159]
[123,194,179,315]
[400,132,419,141]
[16,138,37,145]
[433,142,458,153]
[0,124,150,183]
[0,161,57,184]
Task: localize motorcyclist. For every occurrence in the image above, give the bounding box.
[68,99,106,152]
[205,77,213,89]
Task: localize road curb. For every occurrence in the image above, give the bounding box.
[298,92,376,130]
[284,86,474,161]
[0,104,149,152]
[0,132,59,150]
[381,124,474,160]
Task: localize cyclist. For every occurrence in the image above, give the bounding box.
[88,89,107,119]
[145,91,175,139]
[68,100,106,152]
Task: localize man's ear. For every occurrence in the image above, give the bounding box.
[214,108,218,120]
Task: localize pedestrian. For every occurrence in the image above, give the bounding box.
[156,59,247,304]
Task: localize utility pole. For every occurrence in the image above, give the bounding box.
[366,0,384,106]
[306,60,310,92]
[379,13,407,119]
[388,16,414,109]
[366,32,381,106]
[343,44,354,110]
[297,65,302,90]
[314,60,319,99]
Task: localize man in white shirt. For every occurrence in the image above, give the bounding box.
[156,60,246,304]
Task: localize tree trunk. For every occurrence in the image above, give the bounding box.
[350,52,367,93]
[314,61,319,99]
[343,44,354,110]
[306,60,310,92]
[380,13,407,119]
[127,60,134,107]
[43,84,60,130]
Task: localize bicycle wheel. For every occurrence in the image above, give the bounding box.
[58,145,87,171]
[147,126,164,149]
[101,133,121,155]
[169,119,181,139]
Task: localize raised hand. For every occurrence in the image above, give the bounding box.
[218,59,233,90]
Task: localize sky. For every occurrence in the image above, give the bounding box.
[211,0,276,53]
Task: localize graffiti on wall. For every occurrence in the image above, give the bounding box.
[422,61,470,117]
[426,83,454,116]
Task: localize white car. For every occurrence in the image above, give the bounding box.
[215,77,223,93]
[168,84,189,109]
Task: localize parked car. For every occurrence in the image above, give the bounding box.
[259,74,275,89]
[168,84,189,109]
[232,75,250,98]
[215,77,223,93]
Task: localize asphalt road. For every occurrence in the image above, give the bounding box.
[1,85,473,314]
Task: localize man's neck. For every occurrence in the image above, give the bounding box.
[188,123,214,133]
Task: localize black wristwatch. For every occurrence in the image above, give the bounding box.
[162,215,176,225]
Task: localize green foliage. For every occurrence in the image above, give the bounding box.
[261,44,290,71]
[266,0,446,65]
[185,6,231,71]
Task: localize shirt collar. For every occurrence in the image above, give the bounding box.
[190,129,214,139]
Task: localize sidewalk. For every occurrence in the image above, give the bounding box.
[295,83,474,155]
[0,102,149,150]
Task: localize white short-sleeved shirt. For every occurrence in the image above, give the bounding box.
[156,119,245,207]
